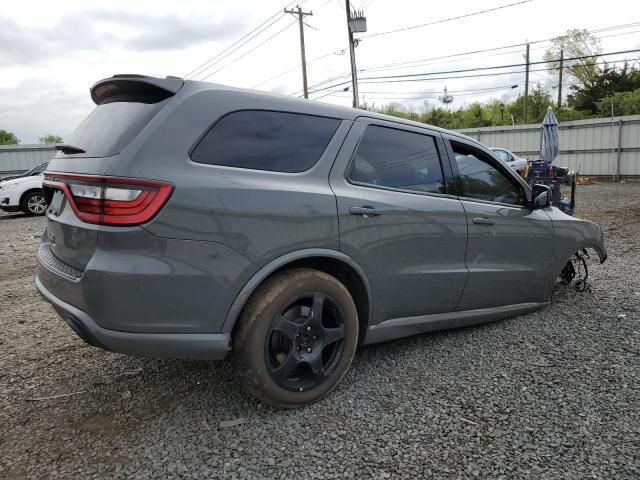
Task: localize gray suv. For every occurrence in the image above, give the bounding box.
[36,75,607,407]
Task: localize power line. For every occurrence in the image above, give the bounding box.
[252,51,336,89]
[293,21,640,96]
[310,53,640,94]
[318,85,521,101]
[361,48,640,81]
[198,20,298,82]
[314,56,639,103]
[193,16,294,80]
[184,0,301,79]
[322,84,521,97]
[305,49,640,94]
[360,0,533,39]
[200,0,333,86]
[355,49,634,82]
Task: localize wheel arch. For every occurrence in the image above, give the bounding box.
[223,249,372,344]
[20,187,44,204]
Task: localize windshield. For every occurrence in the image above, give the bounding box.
[492,149,510,162]
[57,99,168,158]
[22,162,47,176]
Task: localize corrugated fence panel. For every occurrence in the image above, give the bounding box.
[3,116,639,177]
[458,115,640,176]
[0,144,56,176]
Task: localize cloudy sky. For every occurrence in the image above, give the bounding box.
[1,0,639,143]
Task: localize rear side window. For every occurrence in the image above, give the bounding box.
[348,125,445,194]
[191,110,341,173]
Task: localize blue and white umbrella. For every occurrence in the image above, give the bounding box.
[540,106,559,164]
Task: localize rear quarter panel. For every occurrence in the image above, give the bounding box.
[115,89,352,266]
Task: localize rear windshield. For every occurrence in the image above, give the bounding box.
[57,99,167,158]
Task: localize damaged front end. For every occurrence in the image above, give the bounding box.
[546,208,607,294]
[560,249,592,292]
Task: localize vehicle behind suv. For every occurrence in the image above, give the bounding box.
[0,162,49,215]
[36,75,606,407]
[491,147,528,173]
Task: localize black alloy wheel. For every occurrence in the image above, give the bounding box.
[233,268,359,408]
[265,292,346,392]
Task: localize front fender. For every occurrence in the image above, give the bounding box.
[548,208,607,274]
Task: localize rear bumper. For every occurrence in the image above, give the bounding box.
[36,275,231,360]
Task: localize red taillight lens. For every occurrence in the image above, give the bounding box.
[43,173,173,226]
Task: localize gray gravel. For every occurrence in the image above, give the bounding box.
[1,182,639,479]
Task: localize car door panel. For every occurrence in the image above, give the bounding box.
[443,135,554,310]
[458,200,554,309]
[329,119,468,325]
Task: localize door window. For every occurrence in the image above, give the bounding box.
[451,141,524,206]
[348,125,445,194]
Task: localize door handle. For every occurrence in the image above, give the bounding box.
[349,206,382,217]
[472,217,495,225]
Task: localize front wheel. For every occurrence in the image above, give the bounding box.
[21,190,47,216]
[233,268,359,408]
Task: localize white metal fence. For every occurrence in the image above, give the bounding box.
[3,115,640,178]
[0,144,56,178]
[457,115,640,177]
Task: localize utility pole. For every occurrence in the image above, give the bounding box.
[557,49,564,109]
[523,42,530,124]
[285,6,313,98]
[345,0,359,108]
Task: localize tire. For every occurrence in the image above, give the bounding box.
[233,268,359,408]
[21,190,47,216]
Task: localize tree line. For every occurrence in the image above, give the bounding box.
[0,132,63,146]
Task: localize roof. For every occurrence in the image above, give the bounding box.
[181,77,474,141]
[93,74,478,144]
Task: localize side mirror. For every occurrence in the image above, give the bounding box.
[532,184,551,209]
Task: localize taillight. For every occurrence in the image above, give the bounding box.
[43,173,173,226]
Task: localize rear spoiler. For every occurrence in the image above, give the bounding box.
[90,75,184,105]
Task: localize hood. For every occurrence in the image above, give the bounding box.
[0,175,40,187]
[0,175,22,183]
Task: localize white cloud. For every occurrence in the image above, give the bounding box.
[1,0,638,142]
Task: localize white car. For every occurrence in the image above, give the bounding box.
[0,162,49,215]
[491,148,528,173]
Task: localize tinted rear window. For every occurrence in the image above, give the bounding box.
[57,99,167,158]
[348,125,445,194]
[191,110,341,173]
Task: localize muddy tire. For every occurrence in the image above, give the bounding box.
[233,268,359,408]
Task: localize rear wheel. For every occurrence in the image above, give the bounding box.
[21,190,47,216]
[233,268,359,408]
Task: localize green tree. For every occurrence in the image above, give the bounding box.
[39,134,63,144]
[544,29,602,90]
[461,102,492,128]
[507,85,554,124]
[568,63,640,115]
[0,129,19,145]
[597,88,640,116]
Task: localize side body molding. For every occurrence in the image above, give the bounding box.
[222,248,373,334]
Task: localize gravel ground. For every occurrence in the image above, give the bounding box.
[1,182,639,479]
